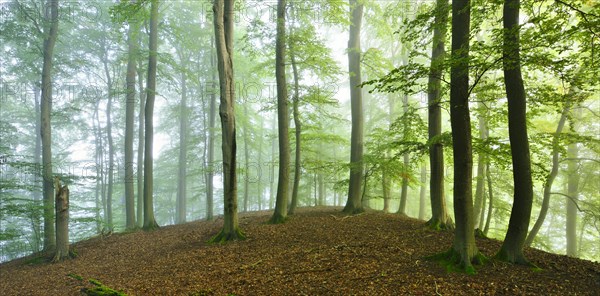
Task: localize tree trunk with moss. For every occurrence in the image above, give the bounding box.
[496,0,534,265]
[124,10,137,230]
[210,0,244,241]
[270,0,290,224]
[426,0,453,230]
[288,5,301,215]
[447,0,482,272]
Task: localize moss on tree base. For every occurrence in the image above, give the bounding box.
[495,248,538,269]
[208,228,246,244]
[426,248,487,275]
[268,213,287,224]
[142,221,160,231]
[342,206,364,215]
[425,218,455,231]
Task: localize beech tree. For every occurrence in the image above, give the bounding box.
[269,0,290,224]
[142,0,159,231]
[124,3,138,229]
[343,0,365,214]
[496,0,534,265]
[40,0,59,252]
[209,0,244,241]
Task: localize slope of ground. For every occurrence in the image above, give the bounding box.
[1,207,599,295]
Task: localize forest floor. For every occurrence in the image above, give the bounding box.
[1,207,599,295]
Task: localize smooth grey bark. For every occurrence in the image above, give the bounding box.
[484,163,494,235]
[32,86,42,252]
[418,163,427,220]
[288,8,301,215]
[41,0,59,252]
[136,44,145,228]
[497,0,534,265]
[176,70,188,224]
[206,36,217,221]
[93,99,104,233]
[124,15,137,230]
[566,141,579,257]
[210,0,244,241]
[426,0,453,230]
[473,103,488,229]
[343,0,365,214]
[525,95,571,246]
[448,0,481,270]
[270,0,290,224]
[143,0,159,230]
[101,52,114,232]
[52,178,70,262]
[242,103,250,213]
[398,94,409,215]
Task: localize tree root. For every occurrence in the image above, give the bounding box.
[208,228,246,244]
[426,248,487,275]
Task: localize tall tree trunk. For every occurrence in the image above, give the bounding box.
[447,0,481,271]
[242,103,250,213]
[269,115,277,210]
[343,0,364,214]
[41,0,59,252]
[566,141,579,257]
[206,36,217,221]
[496,0,534,265]
[426,0,453,230]
[93,100,104,233]
[102,55,114,232]
[210,0,244,241]
[382,172,390,213]
[288,7,301,215]
[32,85,42,252]
[269,0,290,224]
[52,177,70,262]
[398,94,409,215]
[143,0,160,231]
[136,48,145,228]
[473,103,488,229]
[177,70,188,224]
[257,116,264,211]
[418,163,427,220]
[484,163,494,235]
[124,14,137,230]
[524,95,570,246]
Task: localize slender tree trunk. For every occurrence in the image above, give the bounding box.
[426,0,453,230]
[288,9,302,215]
[524,96,570,246]
[382,172,390,213]
[447,0,481,271]
[473,103,488,229]
[242,103,250,213]
[484,163,494,235]
[136,51,145,228]
[176,70,188,224]
[210,0,244,241]
[32,85,42,252]
[566,141,579,257]
[102,55,114,232]
[344,0,364,214]
[269,116,277,210]
[143,0,160,230]
[124,14,137,230]
[398,94,409,216]
[270,0,290,224]
[418,163,427,220]
[93,100,104,233]
[496,0,534,265]
[257,116,264,211]
[206,36,217,221]
[41,0,59,252]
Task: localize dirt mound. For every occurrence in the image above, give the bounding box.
[1,207,599,295]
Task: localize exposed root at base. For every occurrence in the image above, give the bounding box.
[208,228,246,244]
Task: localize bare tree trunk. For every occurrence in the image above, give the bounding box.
[343,0,364,214]
[136,37,145,228]
[102,53,115,232]
[210,0,244,241]
[288,4,301,215]
[497,0,534,265]
[447,0,481,271]
[473,103,488,229]
[52,177,70,262]
[143,0,160,231]
[176,70,188,224]
[206,36,217,221]
[398,94,409,216]
[270,0,290,224]
[426,0,453,230]
[483,163,494,235]
[124,13,138,230]
[41,0,59,252]
[525,95,570,246]
[32,85,42,252]
[566,141,579,257]
[242,103,250,213]
[418,163,427,220]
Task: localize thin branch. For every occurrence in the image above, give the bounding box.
[554,0,600,39]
